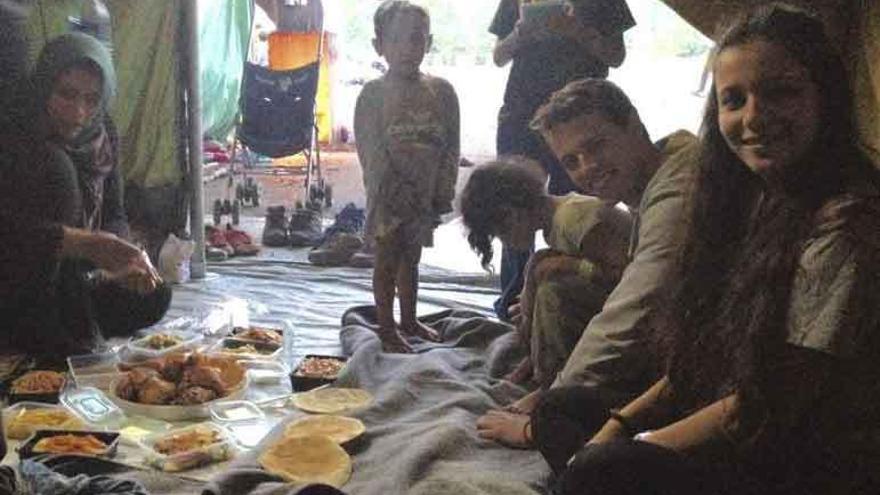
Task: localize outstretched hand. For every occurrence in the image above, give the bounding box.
[75,230,163,294]
[476,410,532,448]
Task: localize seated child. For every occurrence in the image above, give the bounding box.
[354,0,460,353]
[460,158,632,386]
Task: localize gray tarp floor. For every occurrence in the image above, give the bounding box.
[162,242,500,364]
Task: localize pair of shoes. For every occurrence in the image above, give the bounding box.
[308,232,364,266]
[206,225,260,258]
[262,206,289,247]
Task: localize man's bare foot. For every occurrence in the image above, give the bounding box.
[503,389,542,415]
[476,410,532,448]
[376,327,413,353]
[504,356,533,384]
[401,319,442,342]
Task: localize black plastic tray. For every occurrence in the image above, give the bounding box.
[18,429,120,459]
[220,338,281,356]
[289,355,348,392]
[8,373,67,405]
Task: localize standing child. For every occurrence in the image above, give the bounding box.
[355,0,460,353]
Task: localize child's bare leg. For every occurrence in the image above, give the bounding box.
[397,245,441,342]
[373,239,412,353]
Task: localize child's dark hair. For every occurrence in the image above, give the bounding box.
[459,157,546,271]
[530,78,639,134]
[373,0,430,42]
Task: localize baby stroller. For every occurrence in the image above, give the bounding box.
[228,5,332,214]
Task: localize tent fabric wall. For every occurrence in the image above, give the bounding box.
[110,1,181,188]
[198,0,253,140]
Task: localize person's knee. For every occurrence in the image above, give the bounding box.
[560,441,700,495]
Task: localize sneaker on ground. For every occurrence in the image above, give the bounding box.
[288,207,323,247]
[225,226,260,256]
[308,232,364,266]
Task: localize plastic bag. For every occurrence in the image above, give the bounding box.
[157,233,195,284]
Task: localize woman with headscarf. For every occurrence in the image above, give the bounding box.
[0,32,170,359]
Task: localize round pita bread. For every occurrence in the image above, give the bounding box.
[284,415,365,444]
[291,388,373,414]
[259,435,352,488]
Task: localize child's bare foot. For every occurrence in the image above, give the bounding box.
[401,319,442,342]
[503,389,542,415]
[503,356,533,384]
[476,410,532,448]
[376,327,413,353]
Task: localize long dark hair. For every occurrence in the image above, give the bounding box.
[459,157,546,270]
[665,3,877,444]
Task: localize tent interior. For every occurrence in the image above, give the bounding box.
[3,0,879,493]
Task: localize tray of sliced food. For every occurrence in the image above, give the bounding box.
[3,402,85,440]
[110,352,248,421]
[290,355,347,391]
[124,330,203,360]
[210,338,282,360]
[18,429,119,459]
[141,422,236,472]
[229,326,284,346]
[9,370,67,404]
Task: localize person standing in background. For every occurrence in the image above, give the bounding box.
[488,0,636,320]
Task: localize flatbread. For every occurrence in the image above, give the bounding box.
[291,388,373,415]
[259,435,352,488]
[284,415,365,444]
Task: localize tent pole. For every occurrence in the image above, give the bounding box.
[184,0,206,279]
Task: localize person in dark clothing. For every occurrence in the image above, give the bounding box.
[0,0,29,119]
[531,5,880,494]
[488,0,635,320]
[0,33,169,359]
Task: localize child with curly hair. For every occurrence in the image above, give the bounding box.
[461,158,631,386]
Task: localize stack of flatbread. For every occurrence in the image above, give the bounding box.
[259,388,372,488]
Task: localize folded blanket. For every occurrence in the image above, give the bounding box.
[205,306,549,495]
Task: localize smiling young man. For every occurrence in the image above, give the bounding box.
[477,78,699,446]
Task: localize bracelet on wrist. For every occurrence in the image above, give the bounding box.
[522,418,533,447]
[608,409,636,437]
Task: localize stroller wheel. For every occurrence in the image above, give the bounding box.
[232,200,241,226]
[212,199,223,225]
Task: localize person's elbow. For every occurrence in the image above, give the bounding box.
[606,46,625,68]
[603,38,626,68]
[493,48,510,67]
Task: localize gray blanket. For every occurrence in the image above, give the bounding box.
[207,306,550,495]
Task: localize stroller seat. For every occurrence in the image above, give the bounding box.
[237,61,319,158]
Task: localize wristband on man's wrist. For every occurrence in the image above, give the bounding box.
[608,409,636,437]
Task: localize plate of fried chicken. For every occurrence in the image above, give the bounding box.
[110,352,248,421]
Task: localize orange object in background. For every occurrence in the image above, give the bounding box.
[269,31,336,144]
